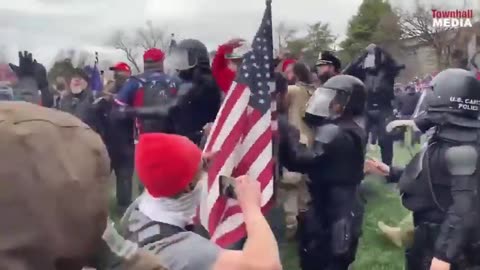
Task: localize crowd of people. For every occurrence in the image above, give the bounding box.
[1,33,480,270]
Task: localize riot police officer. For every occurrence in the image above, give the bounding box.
[382,69,480,270]
[169,38,222,145]
[279,75,367,270]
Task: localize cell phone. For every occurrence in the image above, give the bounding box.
[219,175,237,199]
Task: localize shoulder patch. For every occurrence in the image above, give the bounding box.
[445,145,478,176]
[315,124,341,144]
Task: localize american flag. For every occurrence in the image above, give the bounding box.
[198,0,276,248]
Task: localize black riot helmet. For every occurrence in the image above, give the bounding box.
[305,75,366,122]
[170,39,210,72]
[412,68,480,132]
[423,69,480,118]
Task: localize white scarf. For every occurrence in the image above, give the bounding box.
[138,183,203,228]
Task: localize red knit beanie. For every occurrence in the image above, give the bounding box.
[135,133,202,198]
[282,59,296,72]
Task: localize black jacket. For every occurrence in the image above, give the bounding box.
[279,117,367,221]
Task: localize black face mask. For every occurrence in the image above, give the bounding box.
[318,73,333,84]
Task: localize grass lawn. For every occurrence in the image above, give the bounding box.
[110,142,419,270]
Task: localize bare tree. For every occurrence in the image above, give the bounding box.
[110,30,141,73]
[397,5,454,68]
[275,22,297,52]
[136,20,170,50]
[109,21,170,73]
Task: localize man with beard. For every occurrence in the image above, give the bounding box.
[369,69,480,270]
[57,68,95,125]
[169,39,222,146]
[315,51,341,84]
[279,75,367,270]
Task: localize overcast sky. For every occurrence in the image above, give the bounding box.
[0,0,476,67]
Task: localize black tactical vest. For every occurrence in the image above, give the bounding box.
[399,126,480,223]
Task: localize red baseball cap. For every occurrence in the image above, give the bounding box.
[109,62,132,75]
[143,48,165,63]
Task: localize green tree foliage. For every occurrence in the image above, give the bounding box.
[340,0,401,61]
[286,21,336,67]
[47,59,75,86]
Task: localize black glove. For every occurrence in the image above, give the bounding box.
[10,51,36,78]
[9,51,48,89]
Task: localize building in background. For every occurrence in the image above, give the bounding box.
[394,22,480,83]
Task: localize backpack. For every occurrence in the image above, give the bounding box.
[136,75,178,108]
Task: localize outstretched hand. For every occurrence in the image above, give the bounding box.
[9,51,48,88]
[364,158,390,176]
[226,38,246,48]
[9,51,36,77]
[386,120,416,133]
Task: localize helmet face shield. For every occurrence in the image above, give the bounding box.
[305,87,337,118]
[168,47,197,71]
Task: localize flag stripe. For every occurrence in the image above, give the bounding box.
[205,83,246,153]
[232,111,270,176]
[214,142,274,236]
[207,110,248,234]
[200,1,275,247]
